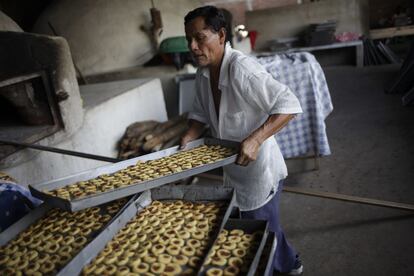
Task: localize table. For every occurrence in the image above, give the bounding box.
[256,52,333,160]
[256,40,364,67]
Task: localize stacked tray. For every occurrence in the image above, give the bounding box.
[78,184,237,275]
[255,232,277,276]
[198,218,269,276]
[2,133,280,275]
[29,138,239,212]
[0,196,136,276]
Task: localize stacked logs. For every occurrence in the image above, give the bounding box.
[118,114,188,159]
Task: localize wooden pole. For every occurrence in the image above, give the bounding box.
[197,173,414,212]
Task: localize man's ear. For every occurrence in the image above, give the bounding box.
[218,27,226,45]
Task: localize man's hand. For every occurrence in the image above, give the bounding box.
[236,137,261,166]
[180,132,197,149]
[180,119,206,149]
[235,114,295,166]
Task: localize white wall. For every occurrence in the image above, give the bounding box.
[32,0,201,76]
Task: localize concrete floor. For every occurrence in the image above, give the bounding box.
[282,65,414,275]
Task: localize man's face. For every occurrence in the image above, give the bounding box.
[185,16,225,67]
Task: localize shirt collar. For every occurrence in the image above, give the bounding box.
[201,42,232,89]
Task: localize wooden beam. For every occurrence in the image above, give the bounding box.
[283,186,414,212]
[370,25,414,40]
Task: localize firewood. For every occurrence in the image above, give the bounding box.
[125,120,159,138]
[161,135,181,150]
[143,122,188,152]
[145,114,187,141]
[119,137,130,150]
[151,144,164,152]
[119,149,135,159]
[138,129,157,143]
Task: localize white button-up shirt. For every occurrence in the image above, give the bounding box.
[189,43,302,211]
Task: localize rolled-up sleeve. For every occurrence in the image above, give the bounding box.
[244,71,303,115]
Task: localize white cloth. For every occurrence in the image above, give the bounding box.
[189,44,302,211]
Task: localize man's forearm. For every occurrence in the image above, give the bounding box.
[187,119,206,138]
[249,114,295,144]
[180,119,206,148]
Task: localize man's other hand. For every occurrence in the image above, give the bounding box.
[180,132,195,149]
[180,119,206,149]
[236,137,261,166]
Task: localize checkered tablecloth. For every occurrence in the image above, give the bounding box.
[0,181,42,232]
[256,52,333,158]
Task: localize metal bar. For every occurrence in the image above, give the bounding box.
[0,139,121,163]
[197,173,414,212]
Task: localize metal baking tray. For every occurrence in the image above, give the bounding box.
[198,218,269,276]
[255,232,277,276]
[29,137,239,212]
[151,182,237,231]
[74,183,237,275]
[0,195,138,276]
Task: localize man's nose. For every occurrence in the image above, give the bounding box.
[189,39,199,52]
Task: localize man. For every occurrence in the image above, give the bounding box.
[181,6,304,275]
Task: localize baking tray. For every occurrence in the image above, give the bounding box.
[75,183,237,275]
[198,218,269,276]
[0,195,139,276]
[29,137,239,212]
[150,182,237,231]
[255,232,277,276]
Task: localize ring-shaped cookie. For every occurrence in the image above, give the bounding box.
[228,256,243,267]
[151,244,165,255]
[206,267,224,276]
[211,256,227,266]
[172,254,189,265]
[181,245,196,257]
[166,245,180,256]
[150,262,165,274]
[132,262,149,273]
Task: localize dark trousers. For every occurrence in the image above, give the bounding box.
[241,180,297,274]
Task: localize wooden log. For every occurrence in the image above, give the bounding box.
[138,129,157,143]
[119,137,130,150]
[151,144,164,152]
[143,122,188,152]
[145,115,187,141]
[125,120,159,138]
[119,149,138,159]
[161,136,181,150]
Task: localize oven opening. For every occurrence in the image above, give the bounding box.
[0,72,62,160]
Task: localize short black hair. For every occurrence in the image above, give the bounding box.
[184,6,227,33]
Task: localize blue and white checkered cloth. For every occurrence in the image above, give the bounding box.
[256,52,333,158]
[0,181,42,232]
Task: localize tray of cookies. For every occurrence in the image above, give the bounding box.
[0,195,137,276]
[199,218,269,276]
[254,231,277,276]
[29,137,239,212]
[78,183,237,276]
